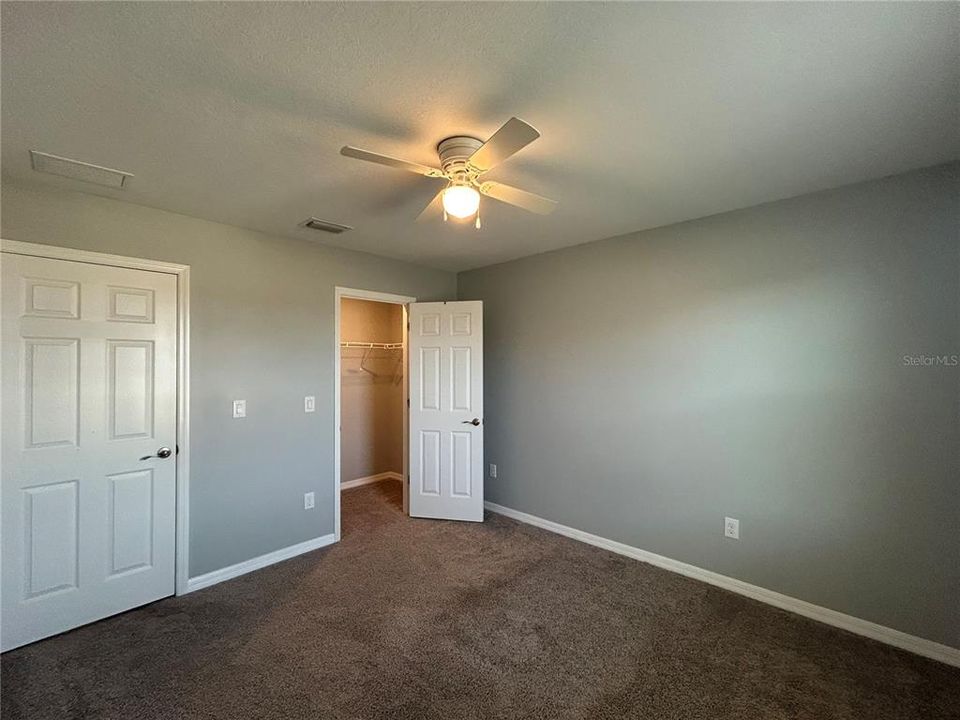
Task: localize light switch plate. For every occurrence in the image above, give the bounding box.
[304,491,315,510]
[304,396,316,413]
[232,399,246,418]
[489,463,497,478]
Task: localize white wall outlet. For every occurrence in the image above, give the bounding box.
[489,463,497,478]
[304,491,315,510]
[724,516,740,540]
[232,399,246,418]
[304,396,316,413]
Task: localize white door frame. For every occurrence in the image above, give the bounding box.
[334,286,415,541]
[0,239,192,596]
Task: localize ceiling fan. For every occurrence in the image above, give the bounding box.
[340,117,556,228]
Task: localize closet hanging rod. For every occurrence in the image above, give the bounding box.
[339,341,403,349]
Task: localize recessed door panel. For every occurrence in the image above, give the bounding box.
[450,347,471,412]
[24,480,79,598]
[420,313,440,336]
[108,341,154,440]
[451,313,472,336]
[24,279,80,319]
[451,431,472,498]
[24,338,79,448]
[107,286,155,323]
[108,470,154,576]
[420,431,441,496]
[420,347,440,411]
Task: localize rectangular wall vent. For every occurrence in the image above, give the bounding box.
[300,217,353,234]
[30,151,133,189]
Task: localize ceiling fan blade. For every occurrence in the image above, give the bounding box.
[467,117,540,173]
[480,181,557,215]
[416,190,445,222]
[340,146,445,178]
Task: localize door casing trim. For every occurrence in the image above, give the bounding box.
[0,239,192,596]
[334,286,415,541]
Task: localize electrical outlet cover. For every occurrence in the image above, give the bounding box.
[724,517,740,540]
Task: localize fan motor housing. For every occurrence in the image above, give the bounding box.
[437,136,483,176]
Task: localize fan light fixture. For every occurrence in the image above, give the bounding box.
[442,185,480,219]
[340,117,557,228]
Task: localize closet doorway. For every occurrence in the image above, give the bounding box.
[334,288,415,540]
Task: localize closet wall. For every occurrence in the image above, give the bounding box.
[340,299,404,483]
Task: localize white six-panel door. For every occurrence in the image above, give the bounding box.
[408,301,483,522]
[1,253,178,651]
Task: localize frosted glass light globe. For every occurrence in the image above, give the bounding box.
[442,185,480,219]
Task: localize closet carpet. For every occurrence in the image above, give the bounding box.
[3,482,958,720]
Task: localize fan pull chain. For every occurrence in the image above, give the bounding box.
[475,211,481,230]
[443,209,448,222]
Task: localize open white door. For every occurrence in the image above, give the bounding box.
[1,253,178,651]
[408,301,483,522]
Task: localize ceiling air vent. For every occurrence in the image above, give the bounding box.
[300,217,353,234]
[30,151,133,188]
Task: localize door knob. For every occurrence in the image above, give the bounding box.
[140,447,173,461]
[462,418,481,426]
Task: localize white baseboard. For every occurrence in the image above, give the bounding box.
[185,533,336,593]
[341,471,403,490]
[484,501,960,668]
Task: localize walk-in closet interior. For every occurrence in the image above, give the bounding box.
[339,299,405,494]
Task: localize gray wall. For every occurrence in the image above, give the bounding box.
[340,299,403,482]
[458,163,959,647]
[1,180,456,577]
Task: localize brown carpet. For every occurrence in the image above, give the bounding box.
[2,481,958,719]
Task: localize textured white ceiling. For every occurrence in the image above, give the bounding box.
[2,2,957,271]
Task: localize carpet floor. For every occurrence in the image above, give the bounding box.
[2,481,958,719]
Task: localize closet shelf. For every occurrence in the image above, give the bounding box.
[340,341,403,349]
